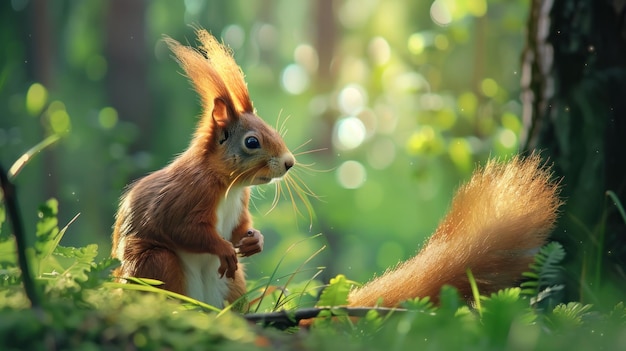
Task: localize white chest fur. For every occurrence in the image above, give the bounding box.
[177,187,245,307]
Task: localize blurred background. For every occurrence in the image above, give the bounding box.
[1,0,529,285]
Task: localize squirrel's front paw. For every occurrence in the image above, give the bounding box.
[235,229,264,257]
[217,250,238,279]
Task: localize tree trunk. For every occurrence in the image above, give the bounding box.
[105,0,151,153]
[522,0,626,304]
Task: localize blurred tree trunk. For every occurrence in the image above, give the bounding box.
[105,0,151,154]
[313,0,340,280]
[522,0,626,304]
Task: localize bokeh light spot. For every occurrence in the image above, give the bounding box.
[334,116,367,150]
[468,0,487,17]
[458,92,478,117]
[48,101,71,134]
[436,108,457,130]
[98,107,118,130]
[338,84,367,115]
[498,129,518,149]
[501,112,521,133]
[294,44,319,73]
[434,34,449,50]
[222,24,245,50]
[26,83,48,116]
[448,138,472,172]
[481,78,499,97]
[337,160,367,189]
[430,0,452,26]
[406,126,444,156]
[408,33,425,55]
[368,36,391,66]
[281,64,309,95]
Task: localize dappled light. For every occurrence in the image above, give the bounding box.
[2,0,530,286]
[3,1,626,348]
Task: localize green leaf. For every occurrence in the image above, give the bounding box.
[546,302,593,329]
[521,242,566,309]
[8,134,61,179]
[103,282,221,312]
[438,285,462,314]
[125,277,165,286]
[0,238,16,267]
[316,274,356,307]
[607,302,626,325]
[41,244,98,291]
[481,288,534,346]
[34,199,60,259]
[401,296,435,313]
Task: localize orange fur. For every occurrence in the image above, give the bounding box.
[348,154,561,307]
[112,29,294,307]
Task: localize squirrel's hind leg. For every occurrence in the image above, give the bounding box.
[119,240,186,295]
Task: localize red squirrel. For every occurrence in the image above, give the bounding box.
[111,29,295,308]
[112,28,561,311]
[347,154,561,307]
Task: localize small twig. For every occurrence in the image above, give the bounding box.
[0,164,41,309]
[243,306,406,329]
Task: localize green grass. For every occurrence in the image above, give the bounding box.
[1,196,625,350]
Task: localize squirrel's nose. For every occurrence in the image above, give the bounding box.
[285,159,294,171]
[283,154,295,171]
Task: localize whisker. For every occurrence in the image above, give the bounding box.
[289,169,319,199]
[291,164,334,181]
[284,176,315,230]
[274,109,283,131]
[264,181,283,215]
[248,167,265,186]
[290,175,322,203]
[285,170,321,199]
[291,139,315,154]
[225,168,255,198]
[274,110,289,138]
[293,147,327,156]
[278,114,292,138]
[282,176,304,219]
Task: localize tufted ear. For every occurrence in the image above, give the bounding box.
[194,29,253,114]
[212,98,232,129]
[164,29,254,148]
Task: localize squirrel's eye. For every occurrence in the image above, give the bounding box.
[244,136,261,149]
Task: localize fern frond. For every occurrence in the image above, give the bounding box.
[546,302,593,329]
[520,242,566,307]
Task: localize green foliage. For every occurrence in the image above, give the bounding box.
[248,233,326,313]
[521,241,566,309]
[306,283,626,351]
[0,197,265,350]
[2,196,626,349]
[546,302,594,330]
[316,274,354,307]
[400,295,435,313]
[2,1,626,349]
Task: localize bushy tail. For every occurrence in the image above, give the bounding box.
[348,154,562,307]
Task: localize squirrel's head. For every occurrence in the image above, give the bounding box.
[164,29,295,186]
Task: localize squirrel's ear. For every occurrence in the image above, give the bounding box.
[212,98,232,128]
